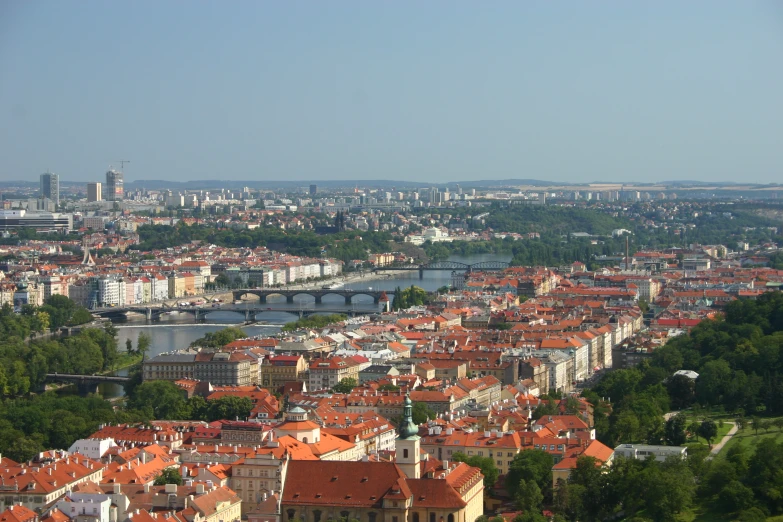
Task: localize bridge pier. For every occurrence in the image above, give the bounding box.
[314,295,322,304]
[419,269,424,279]
[373,296,380,304]
[77,381,100,396]
[259,295,267,304]
[145,308,152,321]
[286,295,295,304]
[344,295,352,305]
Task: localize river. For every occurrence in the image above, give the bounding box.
[97,254,511,398]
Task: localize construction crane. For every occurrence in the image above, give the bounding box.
[117,160,131,170]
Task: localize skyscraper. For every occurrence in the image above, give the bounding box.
[309,184,317,196]
[87,182,102,202]
[105,169,123,201]
[40,172,59,205]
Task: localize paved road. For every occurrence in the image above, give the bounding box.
[708,422,738,459]
[663,411,681,421]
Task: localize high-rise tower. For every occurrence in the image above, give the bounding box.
[40,172,59,205]
[105,169,123,201]
[87,182,102,202]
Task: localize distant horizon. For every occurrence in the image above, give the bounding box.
[1,2,782,184]
[2,176,782,190]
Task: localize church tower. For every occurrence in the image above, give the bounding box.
[396,394,421,479]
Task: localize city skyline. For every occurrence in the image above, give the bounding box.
[1,1,782,184]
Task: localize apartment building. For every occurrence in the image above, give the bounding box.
[307,357,361,392]
[260,355,307,391]
[0,453,104,512]
[194,352,254,386]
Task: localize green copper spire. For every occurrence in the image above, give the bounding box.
[398,394,419,439]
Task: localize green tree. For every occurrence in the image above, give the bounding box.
[751,416,762,435]
[206,396,253,422]
[190,327,247,348]
[332,378,358,394]
[188,395,209,421]
[214,273,231,288]
[666,374,696,410]
[452,452,499,489]
[688,421,702,441]
[698,420,718,448]
[33,311,50,333]
[735,508,768,522]
[154,468,183,486]
[69,307,94,326]
[720,480,756,513]
[639,459,695,522]
[411,402,436,425]
[62,335,104,374]
[615,409,641,443]
[128,381,190,420]
[515,479,543,512]
[282,315,347,332]
[137,331,152,361]
[531,401,559,421]
[664,413,687,446]
[506,449,554,500]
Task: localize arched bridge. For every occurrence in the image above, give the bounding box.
[44,373,130,395]
[375,260,510,277]
[232,289,387,304]
[92,303,379,322]
[422,260,510,271]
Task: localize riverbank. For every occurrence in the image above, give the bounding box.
[109,351,143,373]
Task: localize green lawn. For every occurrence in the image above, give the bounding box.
[676,504,733,522]
[715,424,783,456]
[683,420,734,452]
[110,351,143,372]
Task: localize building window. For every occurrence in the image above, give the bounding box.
[313,510,322,522]
[412,514,420,522]
[429,514,436,522]
[403,449,409,459]
[287,510,296,521]
[368,513,377,522]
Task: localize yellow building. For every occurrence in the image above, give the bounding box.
[260,355,308,391]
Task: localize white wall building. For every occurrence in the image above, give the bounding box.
[68,438,118,460]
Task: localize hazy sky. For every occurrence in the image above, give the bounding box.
[1,1,782,184]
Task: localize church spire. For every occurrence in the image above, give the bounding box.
[398,394,419,439]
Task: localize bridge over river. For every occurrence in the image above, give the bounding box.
[93,301,382,322]
[374,260,510,277]
[44,373,130,395]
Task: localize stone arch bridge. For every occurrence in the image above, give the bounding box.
[232,289,386,304]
